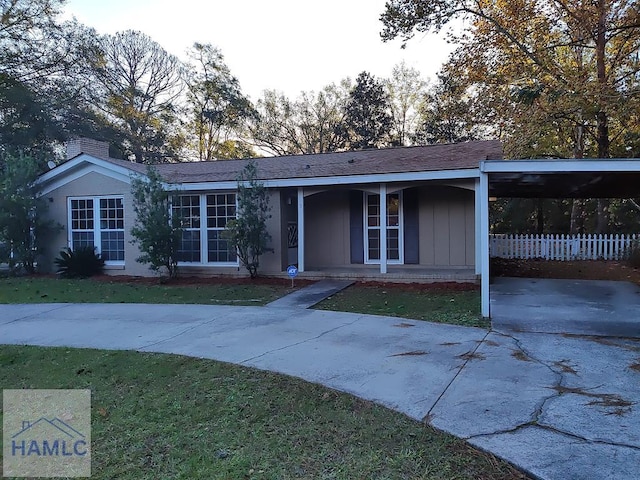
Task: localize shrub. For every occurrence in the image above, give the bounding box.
[55,247,105,278]
[223,161,272,278]
[0,153,60,273]
[130,166,183,279]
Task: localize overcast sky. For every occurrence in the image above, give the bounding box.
[64,0,455,101]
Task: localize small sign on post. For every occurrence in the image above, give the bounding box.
[286,265,298,288]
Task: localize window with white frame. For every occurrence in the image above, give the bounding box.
[173,195,201,262]
[365,192,403,263]
[206,193,236,262]
[172,193,237,264]
[69,197,125,262]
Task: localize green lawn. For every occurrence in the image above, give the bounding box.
[0,277,486,328]
[0,277,292,305]
[0,346,528,480]
[315,284,487,328]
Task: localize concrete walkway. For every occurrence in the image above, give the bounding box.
[266,279,353,309]
[1,300,639,479]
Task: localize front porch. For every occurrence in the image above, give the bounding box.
[283,265,478,284]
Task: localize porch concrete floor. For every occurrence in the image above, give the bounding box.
[294,265,477,283]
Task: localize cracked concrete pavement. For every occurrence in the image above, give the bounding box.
[1,290,639,479]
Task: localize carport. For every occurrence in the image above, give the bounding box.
[478,158,640,318]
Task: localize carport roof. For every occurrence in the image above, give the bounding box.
[482,158,640,198]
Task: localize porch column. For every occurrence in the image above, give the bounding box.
[379,183,387,274]
[480,171,490,318]
[297,187,305,272]
[474,178,481,275]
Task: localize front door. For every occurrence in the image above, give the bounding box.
[365,192,403,264]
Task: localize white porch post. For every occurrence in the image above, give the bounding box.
[380,183,387,274]
[480,171,490,318]
[474,178,481,275]
[297,187,305,272]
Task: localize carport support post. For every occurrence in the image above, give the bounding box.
[480,171,490,318]
[297,187,305,272]
[380,183,387,274]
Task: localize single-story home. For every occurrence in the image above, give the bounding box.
[38,138,640,318]
[37,138,503,284]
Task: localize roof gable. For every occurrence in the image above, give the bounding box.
[37,153,143,195]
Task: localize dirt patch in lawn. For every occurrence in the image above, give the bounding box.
[353,280,479,292]
[33,274,479,290]
[492,258,640,285]
[34,273,314,287]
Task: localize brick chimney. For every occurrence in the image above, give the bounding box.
[66,138,110,160]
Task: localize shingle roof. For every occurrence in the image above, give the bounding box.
[103,140,502,184]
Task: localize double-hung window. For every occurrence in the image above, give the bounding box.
[173,195,201,262]
[69,197,125,263]
[173,193,237,265]
[206,194,236,263]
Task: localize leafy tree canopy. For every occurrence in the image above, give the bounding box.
[343,71,394,150]
[89,30,185,163]
[385,61,428,146]
[412,71,482,145]
[0,152,59,273]
[382,0,640,232]
[184,42,255,161]
[249,81,351,156]
[0,0,101,159]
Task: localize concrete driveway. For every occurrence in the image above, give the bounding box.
[491,277,640,338]
[1,297,639,479]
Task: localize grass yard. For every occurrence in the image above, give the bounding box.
[0,346,528,479]
[315,283,487,328]
[0,276,486,328]
[0,276,293,306]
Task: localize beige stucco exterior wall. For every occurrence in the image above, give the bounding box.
[418,185,475,267]
[304,190,351,268]
[41,172,284,278]
[178,189,282,277]
[41,172,475,276]
[40,171,149,276]
[261,190,283,274]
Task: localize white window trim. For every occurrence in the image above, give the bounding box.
[175,192,239,268]
[67,195,125,266]
[363,191,404,265]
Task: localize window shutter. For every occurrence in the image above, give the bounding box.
[350,190,364,264]
[404,188,419,264]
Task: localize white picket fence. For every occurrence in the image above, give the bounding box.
[489,233,640,261]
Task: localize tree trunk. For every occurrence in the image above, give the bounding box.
[570,119,585,234]
[570,199,584,234]
[595,0,610,233]
[596,199,610,233]
[536,199,544,234]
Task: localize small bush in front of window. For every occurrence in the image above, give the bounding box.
[54,246,105,278]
